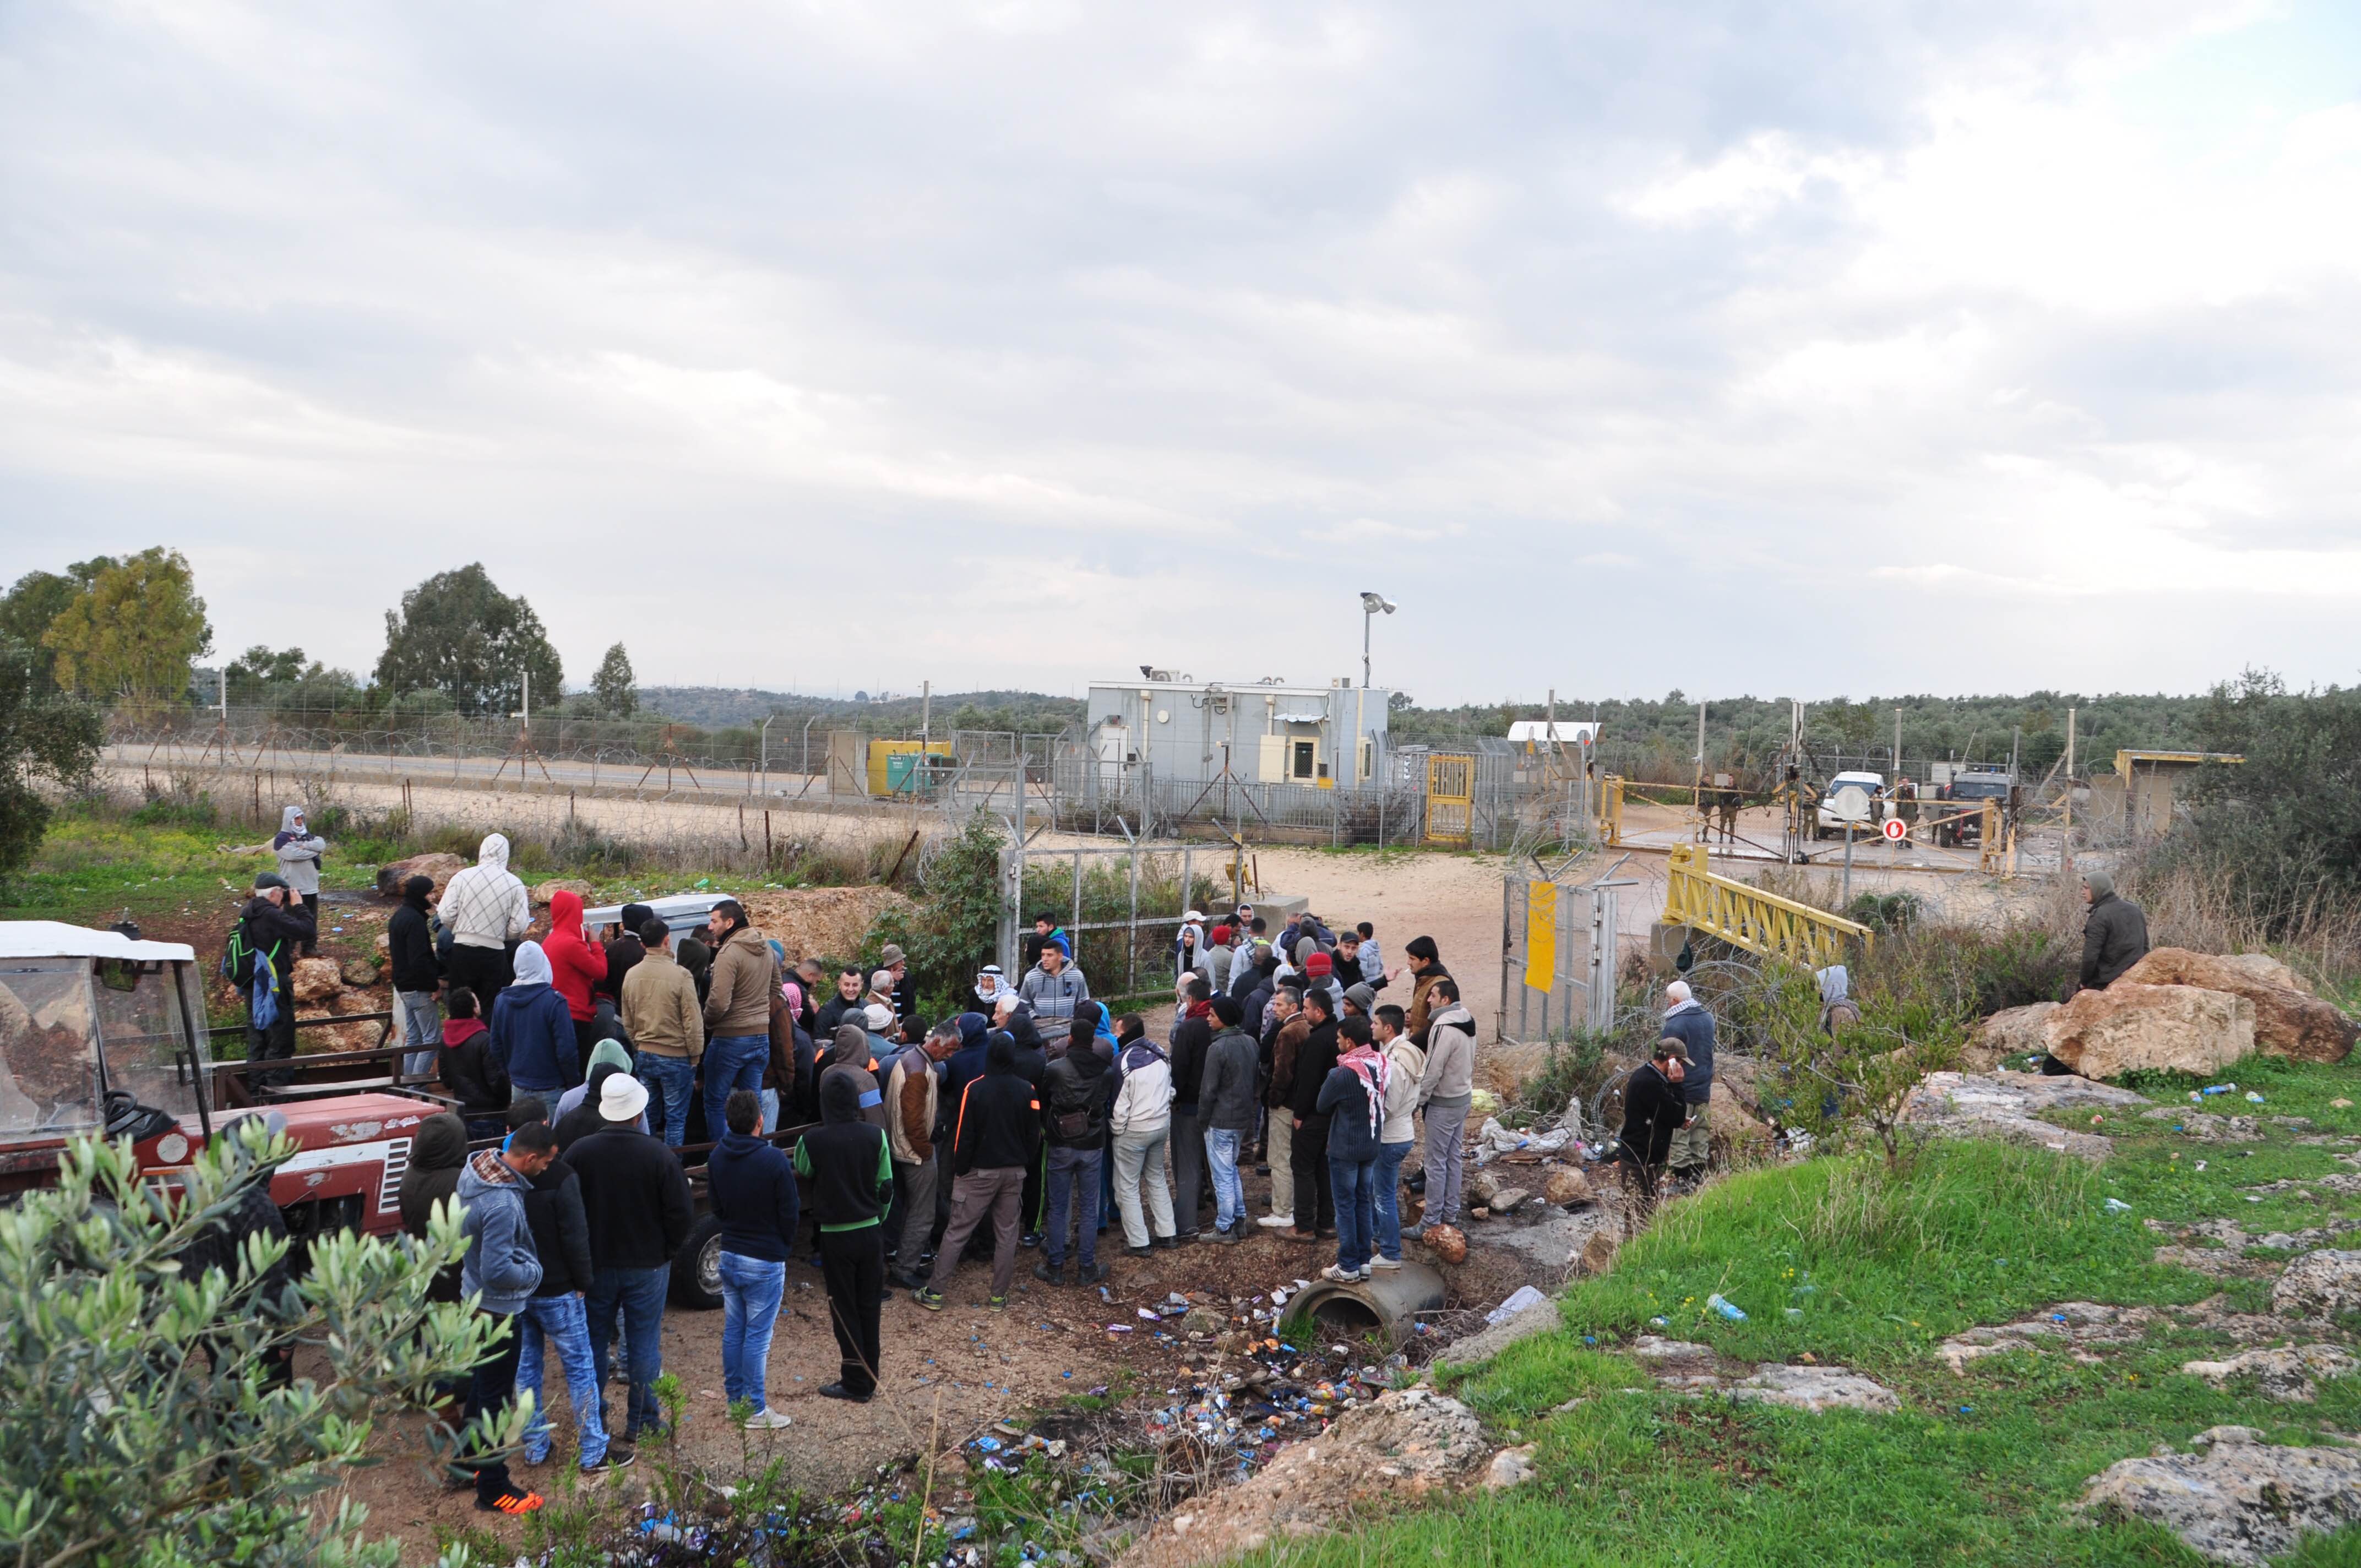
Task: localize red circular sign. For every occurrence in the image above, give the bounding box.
[1883,816,1907,841]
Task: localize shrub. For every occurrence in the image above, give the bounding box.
[0,1122,515,1566]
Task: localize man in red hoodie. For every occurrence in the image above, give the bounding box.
[545,890,613,1068]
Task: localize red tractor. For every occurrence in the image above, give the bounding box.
[0,920,435,1250]
[1,918,802,1303]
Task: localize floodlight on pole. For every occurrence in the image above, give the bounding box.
[1358,591,1396,688]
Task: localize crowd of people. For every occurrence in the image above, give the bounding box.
[216,829,1772,1518]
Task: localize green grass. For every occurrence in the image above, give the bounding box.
[0,808,830,930]
[2,812,372,926]
[1270,1059,2361,1568]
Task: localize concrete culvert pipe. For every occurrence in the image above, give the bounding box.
[1287,1261,1446,1347]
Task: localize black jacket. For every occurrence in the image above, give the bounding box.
[1619,1063,1684,1167]
[398,1112,471,1303]
[569,1124,694,1270]
[813,994,862,1041]
[1244,980,1276,1040]
[2081,894,2151,991]
[708,1130,801,1262]
[1200,1025,1259,1133]
[387,895,443,994]
[238,895,315,987]
[436,1020,509,1116]
[797,1073,893,1231]
[951,1041,1041,1175]
[599,933,643,1003]
[522,1158,595,1297]
[676,935,712,1005]
[554,1060,624,1152]
[1168,1011,1213,1107]
[1286,1019,1341,1120]
[1042,1039,1112,1148]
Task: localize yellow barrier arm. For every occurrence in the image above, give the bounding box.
[1663,843,1874,967]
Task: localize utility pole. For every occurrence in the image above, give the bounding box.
[759,714,774,799]
[1894,706,1902,782]
[921,680,932,745]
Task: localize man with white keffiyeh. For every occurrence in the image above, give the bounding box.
[1314,1015,1392,1282]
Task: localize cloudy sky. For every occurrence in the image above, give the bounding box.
[3,1,2358,706]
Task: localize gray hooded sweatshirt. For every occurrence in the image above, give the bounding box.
[458,1148,542,1314]
[272,806,329,896]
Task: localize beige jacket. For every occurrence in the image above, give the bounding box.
[704,925,776,1038]
[1380,1038,1426,1144]
[622,947,704,1063]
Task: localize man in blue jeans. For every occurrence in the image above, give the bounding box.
[1196,996,1260,1242]
[621,918,704,1147]
[568,1073,694,1440]
[708,1088,799,1428]
[507,1100,623,1472]
[1315,1015,1389,1283]
[701,901,778,1144]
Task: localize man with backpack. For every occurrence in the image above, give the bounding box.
[228,872,314,1092]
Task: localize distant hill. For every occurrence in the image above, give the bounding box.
[639,686,1085,735]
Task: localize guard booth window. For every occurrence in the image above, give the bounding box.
[1291,741,1316,781]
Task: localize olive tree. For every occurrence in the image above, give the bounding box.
[0,1122,520,1567]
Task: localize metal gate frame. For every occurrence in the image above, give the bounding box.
[996,827,1252,1008]
[1498,862,1635,1046]
[1424,752,1475,847]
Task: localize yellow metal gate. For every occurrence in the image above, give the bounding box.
[1424,753,1475,846]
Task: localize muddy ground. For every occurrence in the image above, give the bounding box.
[344,1156,1593,1560]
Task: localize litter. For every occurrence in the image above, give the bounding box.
[1706,1294,1747,1322]
[1472,1117,1574,1163]
[2103,1198,2133,1213]
[2245,1092,2266,1104]
[1486,1285,1550,1326]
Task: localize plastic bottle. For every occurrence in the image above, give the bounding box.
[1706,1293,1748,1322]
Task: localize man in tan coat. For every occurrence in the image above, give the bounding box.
[701,900,777,1144]
[621,918,703,1147]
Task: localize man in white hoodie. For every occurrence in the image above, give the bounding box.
[439,833,532,1007]
[1108,1025,1178,1255]
[1371,1005,1424,1269]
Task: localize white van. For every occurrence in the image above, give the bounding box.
[1815,771,1886,838]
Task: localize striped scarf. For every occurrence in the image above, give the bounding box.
[1339,1043,1389,1139]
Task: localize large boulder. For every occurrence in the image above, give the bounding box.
[2042,983,2253,1080]
[530,878,594,908]
[2079,1425,2361,1566]
[1964,1002,2058,1072]
[373,851,465,900]
[2119,948,2356,1065]
[289,956,342,1005]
